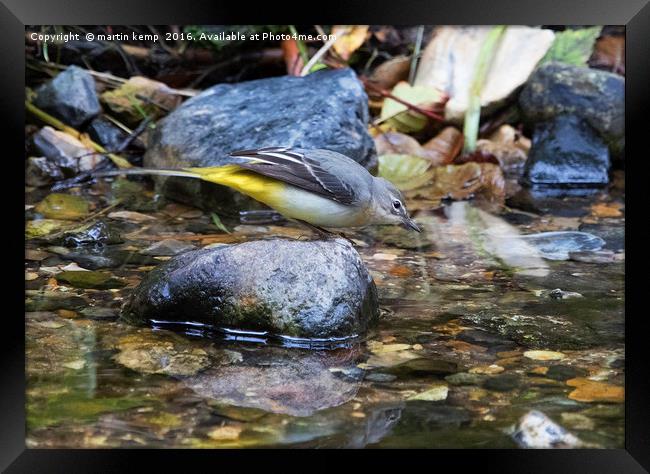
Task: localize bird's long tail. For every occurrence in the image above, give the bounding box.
[93,168,203,180]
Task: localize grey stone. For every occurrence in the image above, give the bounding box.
[26,157,65,186]
[523,115,610,186]
[52,220,124,247]
[521,230,605,260]
[520,62,624,154]
[87,116,131,150]
[122,238,379,339]
[33,66,101,128]
[144,68,377,210]
[483,373,521,392]
[568,250,616,264]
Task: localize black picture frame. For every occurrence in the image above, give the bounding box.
[5,0,648,471]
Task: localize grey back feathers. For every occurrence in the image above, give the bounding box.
[230,147,373,206]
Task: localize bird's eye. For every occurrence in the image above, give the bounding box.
[392,200,402,210]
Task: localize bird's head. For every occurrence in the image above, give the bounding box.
[371,177,421,232]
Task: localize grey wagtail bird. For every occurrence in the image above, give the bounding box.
[94,146,421,234]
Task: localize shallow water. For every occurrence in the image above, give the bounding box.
[25,179,625,448]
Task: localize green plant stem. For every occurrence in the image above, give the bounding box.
[462,25,507,154]
[25,100,132,169]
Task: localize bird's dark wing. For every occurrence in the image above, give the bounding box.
[229,147,357,205]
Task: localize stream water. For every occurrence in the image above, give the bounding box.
[25,178,624,448]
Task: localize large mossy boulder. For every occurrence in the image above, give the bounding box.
[122,238,379,339]
[144,68,377,210]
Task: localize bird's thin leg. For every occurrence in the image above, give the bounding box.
[294,219,337,239]
[294,220,357,246]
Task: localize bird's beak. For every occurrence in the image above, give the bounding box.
[402,216,421,232]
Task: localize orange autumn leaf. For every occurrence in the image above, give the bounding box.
[332,25,370,60]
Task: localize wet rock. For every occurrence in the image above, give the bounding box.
[407,384,449,401]
[523,114,610,186]
[545,365,587,381]
[542,288,583,300]
[52,220,123,247]
[520,62,624,155]
[87,116,131,150]
[365,372,397,383]
[399,403,471,428]
[25,291,86,312]
[578,223,624,251]
[54,246,159,270]
[33,65,101,128]
[457,329,516,352]
[33,127,106,174]
[55,271,126,290]
[145,68,376,210]
[122,238,379,339]
[109,179,161,212]
[386,358,458,377]
[79,307,119,320]
[521,231,605,260]
[482,373,521,392]
[34,193,89,220]
[445,372,487,386]
[566,378,624,403]
[26,157,65,187]
[568,250,616,264]
[141,239,196,256]
[512,410,582,448]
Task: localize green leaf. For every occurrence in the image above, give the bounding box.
[540,27,601,66]
[379,82,444,133]
[211,212,231,234]
[378,154,434,191]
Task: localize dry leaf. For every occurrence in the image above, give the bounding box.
[422,127,464,166]
[281,39,304,76]
[367,56,411,93]
[589,34,625,75]
[332,25,370,61]
[591,202,623,218]
[411,162,505,205]
[379,81,446,133]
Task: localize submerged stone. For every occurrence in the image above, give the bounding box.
[55,270,126,290]
[521,231,605,260]
[144,68,376,210]
[34,193,89,220]
[122,238,379,339]
[512,410,582,448]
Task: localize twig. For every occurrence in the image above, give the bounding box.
[409,26,425,85]
[300,32,338,76]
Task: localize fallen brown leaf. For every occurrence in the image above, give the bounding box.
[332,25,370,61]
